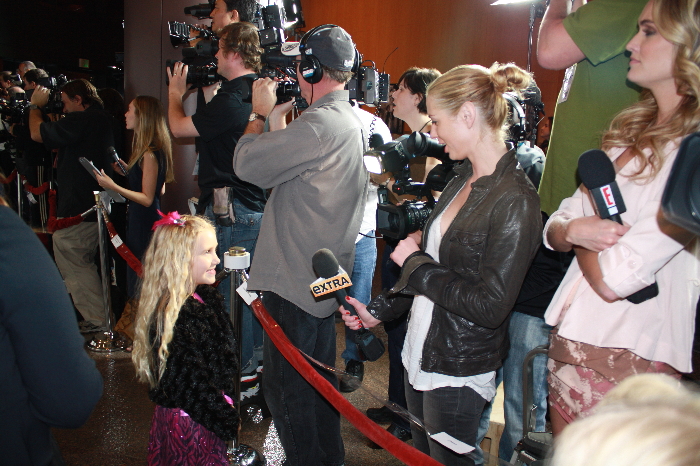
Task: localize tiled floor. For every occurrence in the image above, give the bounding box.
[53,321,506,466]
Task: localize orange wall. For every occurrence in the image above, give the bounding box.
[301,0,564,117]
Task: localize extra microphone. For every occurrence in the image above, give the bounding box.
[577,149,658,304]
[369,133,384,149]
[108,146,128,176]
[578,149,626,224]
[311,248,385,361]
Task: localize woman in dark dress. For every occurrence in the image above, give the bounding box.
[96,95,174,297]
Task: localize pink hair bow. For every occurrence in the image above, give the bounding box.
[152,210,185,230]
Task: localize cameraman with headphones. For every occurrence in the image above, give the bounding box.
[233,25,368,466]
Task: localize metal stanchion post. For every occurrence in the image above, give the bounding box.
[224,246,266,466]
[87,191,125,353]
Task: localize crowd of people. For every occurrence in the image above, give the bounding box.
[2,0,700,464]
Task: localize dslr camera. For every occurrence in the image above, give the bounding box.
[363,132,455,240]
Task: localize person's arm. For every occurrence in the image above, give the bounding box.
[95,151,159,207]
[537,0,587,69]
[167,62,200,138]
[573,246,620,301]
[242,78,283,135]
[546,214,630,252]
[28,85,50,143]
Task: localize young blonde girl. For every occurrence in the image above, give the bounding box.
[96,95,175,297]
[132,213,238,465]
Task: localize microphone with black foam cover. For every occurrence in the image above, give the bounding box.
[108,146,128,176]
[577,149,658,304]
[578,149,626,224]
[312,248,385,362]
[369,133,384,149]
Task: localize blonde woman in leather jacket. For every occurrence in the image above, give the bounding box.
[342,62,541,466]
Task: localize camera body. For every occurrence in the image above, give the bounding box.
[0,94,29,125]
[346,66,390,108]
[364,132,455,239]
[40,75,69,114]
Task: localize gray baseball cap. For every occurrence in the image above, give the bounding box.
[281,25,356,72]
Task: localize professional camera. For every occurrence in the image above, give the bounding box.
[40,74,69,114]
[165,59,221,88]
[0,94,30,125]
[169,21,216,47]
[347,64,390,107]
[253,4,307,106]
[364,132,456,239]
[165,0,220,88]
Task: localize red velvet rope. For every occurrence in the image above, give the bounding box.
[101,209,143,277]
[23,179,50,195]
[0,170,50,194]
[250,298,442,466]
[46,189,84,233]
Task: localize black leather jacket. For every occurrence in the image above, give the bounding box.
[368,150,541,377]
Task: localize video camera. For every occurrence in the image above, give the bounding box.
[0,94,29,125]
[347,64,390,108]
[40,74,69,114]
[0,74,67,122]
[364,132,456,240]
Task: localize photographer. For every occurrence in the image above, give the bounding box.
[233,25,368,466]
[1,71,24,100]
[29,79,115,334]
[167,21,267,379]
[12,68,52,229]
[209,0,258,35]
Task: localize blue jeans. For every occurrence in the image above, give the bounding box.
[342,232,377,363]
[205,199,264,372]
[476,312,551,461]
[262,292,344,466]
[405,371,486,466]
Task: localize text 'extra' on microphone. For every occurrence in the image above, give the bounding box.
[311,248,385,361]
[578,149,626,224]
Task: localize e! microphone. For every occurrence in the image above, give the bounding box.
[578,149,626,224]
[311,248,385,362]
[108,146,128,176]
[577,149,658,304]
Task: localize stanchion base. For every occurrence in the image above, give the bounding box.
[86,331,127,353]
[228,444,266,466]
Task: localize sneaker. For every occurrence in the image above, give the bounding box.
[79,321,105,334]
[339,360,364,393]
[240,378,260,401]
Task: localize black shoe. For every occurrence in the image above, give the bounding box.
[369,422,412,449]
[366,405,393,423]
[339,360,364,393]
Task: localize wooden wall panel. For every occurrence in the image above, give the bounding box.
[124,0,200,213]
[300,0,564,118]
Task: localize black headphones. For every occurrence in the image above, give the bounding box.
[297,24,361,84]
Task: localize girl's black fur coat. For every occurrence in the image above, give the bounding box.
[148,285,239,440]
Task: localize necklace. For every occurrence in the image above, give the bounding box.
[417,119,430,133]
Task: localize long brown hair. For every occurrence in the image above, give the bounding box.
[128,96,174,184]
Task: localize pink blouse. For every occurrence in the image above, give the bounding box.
[543,142,700,372]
